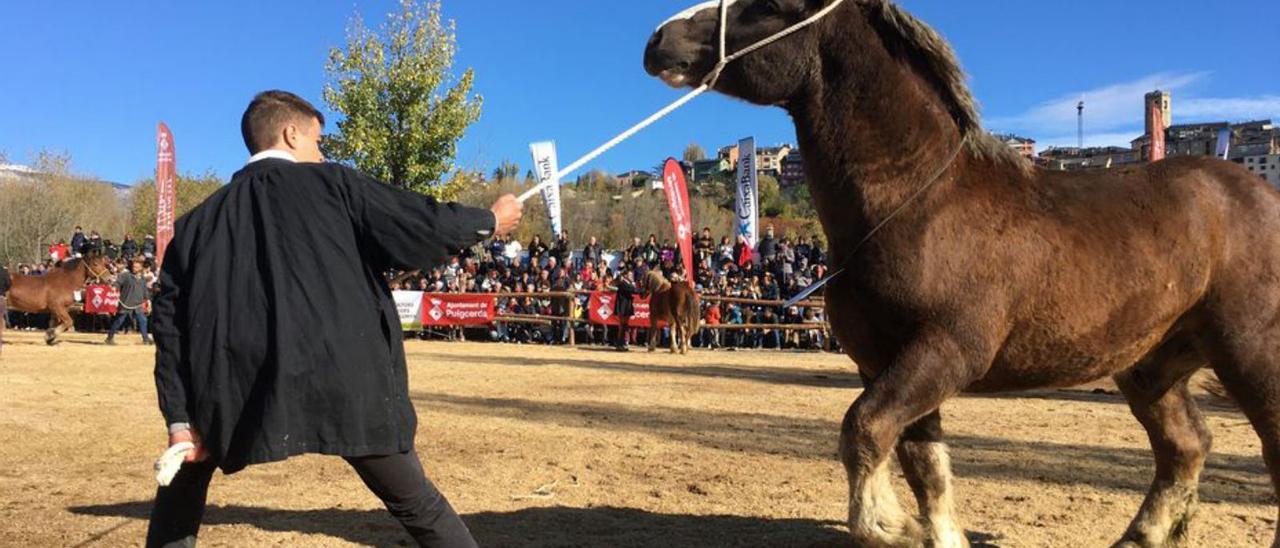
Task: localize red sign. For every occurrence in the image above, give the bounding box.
[155,122,177,270]
[1148,102,1165,162]
[662,158,694,286]
[587,291,666,327]
[420,293,495,326]
[83,284,120,315]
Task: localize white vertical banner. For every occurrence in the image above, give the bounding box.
[1216,127,1232,160]
[393,290,425,329]
[735,137,759,249]
[530,141,563,237]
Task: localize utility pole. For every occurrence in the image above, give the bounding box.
[1077,100,1085,149]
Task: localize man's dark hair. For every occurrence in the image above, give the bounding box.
[240,90,325,154]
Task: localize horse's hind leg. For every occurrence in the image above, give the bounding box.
[1112,337,1209,548]
[675,316,686,355]
[897,410,968,547]
[47,307,72,346]
[1201,342,1280,547]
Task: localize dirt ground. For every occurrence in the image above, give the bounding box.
[0,330,1275,547]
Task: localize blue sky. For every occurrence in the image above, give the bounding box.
[1,1,1277,185]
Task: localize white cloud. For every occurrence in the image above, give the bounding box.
[986,72,1207,134]
[1180,96,1280,121]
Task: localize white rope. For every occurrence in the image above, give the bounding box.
[518,0,849,204]
[517,85,709,202]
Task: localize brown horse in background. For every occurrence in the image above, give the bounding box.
[649,1,1280,546]
[643,270,699,354]
[6,253,110,346]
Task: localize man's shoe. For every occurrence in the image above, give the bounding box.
[143,338,154,346]
[104,337,116,346]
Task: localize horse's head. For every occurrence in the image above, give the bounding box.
[80,252,111,282]
[645,0,847,107]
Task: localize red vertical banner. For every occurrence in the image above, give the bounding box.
[661,158,694,287]
[155,122,177,270]
[1148,102,1166,162]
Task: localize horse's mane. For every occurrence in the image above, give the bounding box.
[861,0,1030,171]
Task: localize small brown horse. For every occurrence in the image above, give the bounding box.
[649,1,1280,546]
[643,270,699,354]
[6,254,111,346]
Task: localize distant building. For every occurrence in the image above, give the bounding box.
[756,145,793,179]
[1145,90,1173,132]
[781,151,805,187]
[717,145,740,168]
[1133,119,1277,162]
[615,170,653,188]
[993,133,1036,159]
[1238,154,1280,188]
[692,158,731,181]
[1038,146,1141,171]
[1229,120,1280,158]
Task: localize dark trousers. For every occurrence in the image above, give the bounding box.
[108,307,149,340]
[146,450,476,548]
[614,316,631,348]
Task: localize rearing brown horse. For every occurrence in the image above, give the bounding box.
[6,253,111,346]
[649,1,1280,546]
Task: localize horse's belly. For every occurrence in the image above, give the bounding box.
[968,325,1168,392]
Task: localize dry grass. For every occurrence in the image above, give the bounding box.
[0,330,1274,547]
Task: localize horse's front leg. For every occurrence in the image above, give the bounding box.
[844,327,985,547]
[647,316,657,352]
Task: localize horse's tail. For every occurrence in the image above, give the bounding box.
[1200,373,1238,409]
[680,286,701,329]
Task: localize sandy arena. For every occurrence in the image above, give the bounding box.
[0,330,1275,547]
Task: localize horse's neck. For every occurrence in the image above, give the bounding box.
[789,30,967,251]
[58,263,87,285]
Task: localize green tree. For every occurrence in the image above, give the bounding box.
[0,151,130,265]
[683,142,706,163]
[491,159,520,182]
[758,173,785,217]
[127,171,224,237]
[322,0,482,199]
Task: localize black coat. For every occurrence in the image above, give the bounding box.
[152,158,494,473]
[613,276,639,318]
[0,266,10,295]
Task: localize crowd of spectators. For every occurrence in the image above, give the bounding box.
[6,224,832,351]
[388,224,832,351]
[5,226,160,334]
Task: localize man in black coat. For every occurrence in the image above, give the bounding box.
[147,90,523,548]
[611,269,639,351]
[70,226,87,257]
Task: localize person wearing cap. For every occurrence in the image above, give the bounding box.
[147,90,523,548]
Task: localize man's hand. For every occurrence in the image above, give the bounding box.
[490,194,524,236]
[169,427,209,463]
